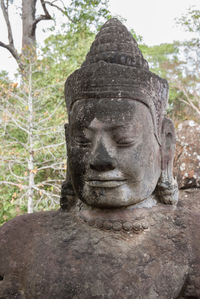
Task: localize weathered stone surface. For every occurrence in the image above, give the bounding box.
[174,120,200,189]
[63,18,178,209]
[0,189,200,298]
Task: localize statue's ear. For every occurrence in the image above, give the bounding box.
[60,177,76,210]
[61,123,77,210]
[155,117,179,205]
[161,117,176,174]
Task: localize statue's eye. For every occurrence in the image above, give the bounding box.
[115,138,135,147]
[74,136,91,147]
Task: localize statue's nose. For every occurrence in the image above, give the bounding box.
[89,140,117,171]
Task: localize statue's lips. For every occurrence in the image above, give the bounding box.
[85,179,126,188]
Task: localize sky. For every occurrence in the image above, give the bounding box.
[0,0,200,78]
[109,0,200,45]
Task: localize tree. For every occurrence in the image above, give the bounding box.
[0,0,110,223]
[145,8,200,121]
[0,0,110,71]
[139,30,200,121]
[137,41,181,118]
[174,8,200,119]
[0,61,66,216]
[0,0,52,70]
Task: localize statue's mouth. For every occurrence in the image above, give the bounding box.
[85,179,126,188]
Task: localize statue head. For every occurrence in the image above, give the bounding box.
[63,18,178,209]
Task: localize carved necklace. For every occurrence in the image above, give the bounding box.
[79,212,149,233]
[74,198,158,233]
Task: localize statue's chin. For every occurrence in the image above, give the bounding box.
[81,183,155,208]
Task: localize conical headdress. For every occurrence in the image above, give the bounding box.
[65,18,169,143]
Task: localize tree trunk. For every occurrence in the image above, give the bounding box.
[27,64,35,213]
[22,0,37,59]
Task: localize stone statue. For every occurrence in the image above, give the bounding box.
[1,18,200,299]
[62,17,179,210]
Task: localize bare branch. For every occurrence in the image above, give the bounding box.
[32,0,52,32]
[44,0,74,23]
[37,99,64,124]
[0,181,27,188]
[0,156,27,164]
[5,112,29,134]
[39,182,60,191]
[175,80,200,117]
[37,179,63,184]
[0,41,21,64]
[5,108,27,127]
[7,90,28,106]
[3,103,29,123]
[35,142,65,152]
[17,190,29,206]
[8,161,28,180]
[33,125,63,133]
[3,135,28,151]
[34,82,63,93]
[34,159,56,165]
[41,0,52,18]
[179,97,200,117]
[0,0,14,46]
[33,185,60,198]
[0,0,23,69]
[37,161,64,171]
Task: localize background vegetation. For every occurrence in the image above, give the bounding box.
[0,1,199,225]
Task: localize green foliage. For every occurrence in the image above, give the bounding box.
[0,69,66,225]
[65,0,111,31]
[40,0,111,85]
[40,31,92,83]
[140,42,179,76]
[137,41,182,116]
[0,70,10,82]
[0,184,26,226]
[176,7,200,34]
[137,8,200,121]
[172,8,200,121]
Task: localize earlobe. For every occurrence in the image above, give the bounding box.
[155,117,179,205]
[60,123,77,210]
[60,175,76,210]
[161,117,176,173]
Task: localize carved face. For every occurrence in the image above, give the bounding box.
[68,98,161,208]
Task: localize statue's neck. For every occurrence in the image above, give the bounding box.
[75,196,158,233]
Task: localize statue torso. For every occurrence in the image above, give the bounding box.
[0,190,200,299]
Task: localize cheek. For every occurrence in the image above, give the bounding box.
[69,146,89,174]
[117,144,144,177]
[148,148,160,165]
[145,141,161,179]
[68,147,91,196]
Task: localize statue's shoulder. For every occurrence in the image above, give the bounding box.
[0,210,74,298]
[0,210,73,260]
[178,188,200,214]
[178,189,200,236]
[178,189,200,296]
[0,210,57,239]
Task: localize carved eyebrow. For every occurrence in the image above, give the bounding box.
[86,124,130,132]
[109,124,134,131]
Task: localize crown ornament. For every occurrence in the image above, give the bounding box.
[65,18,169,143]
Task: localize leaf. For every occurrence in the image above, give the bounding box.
[11,82,18,89]
[12,192,17,198]
[31,168,38,174]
